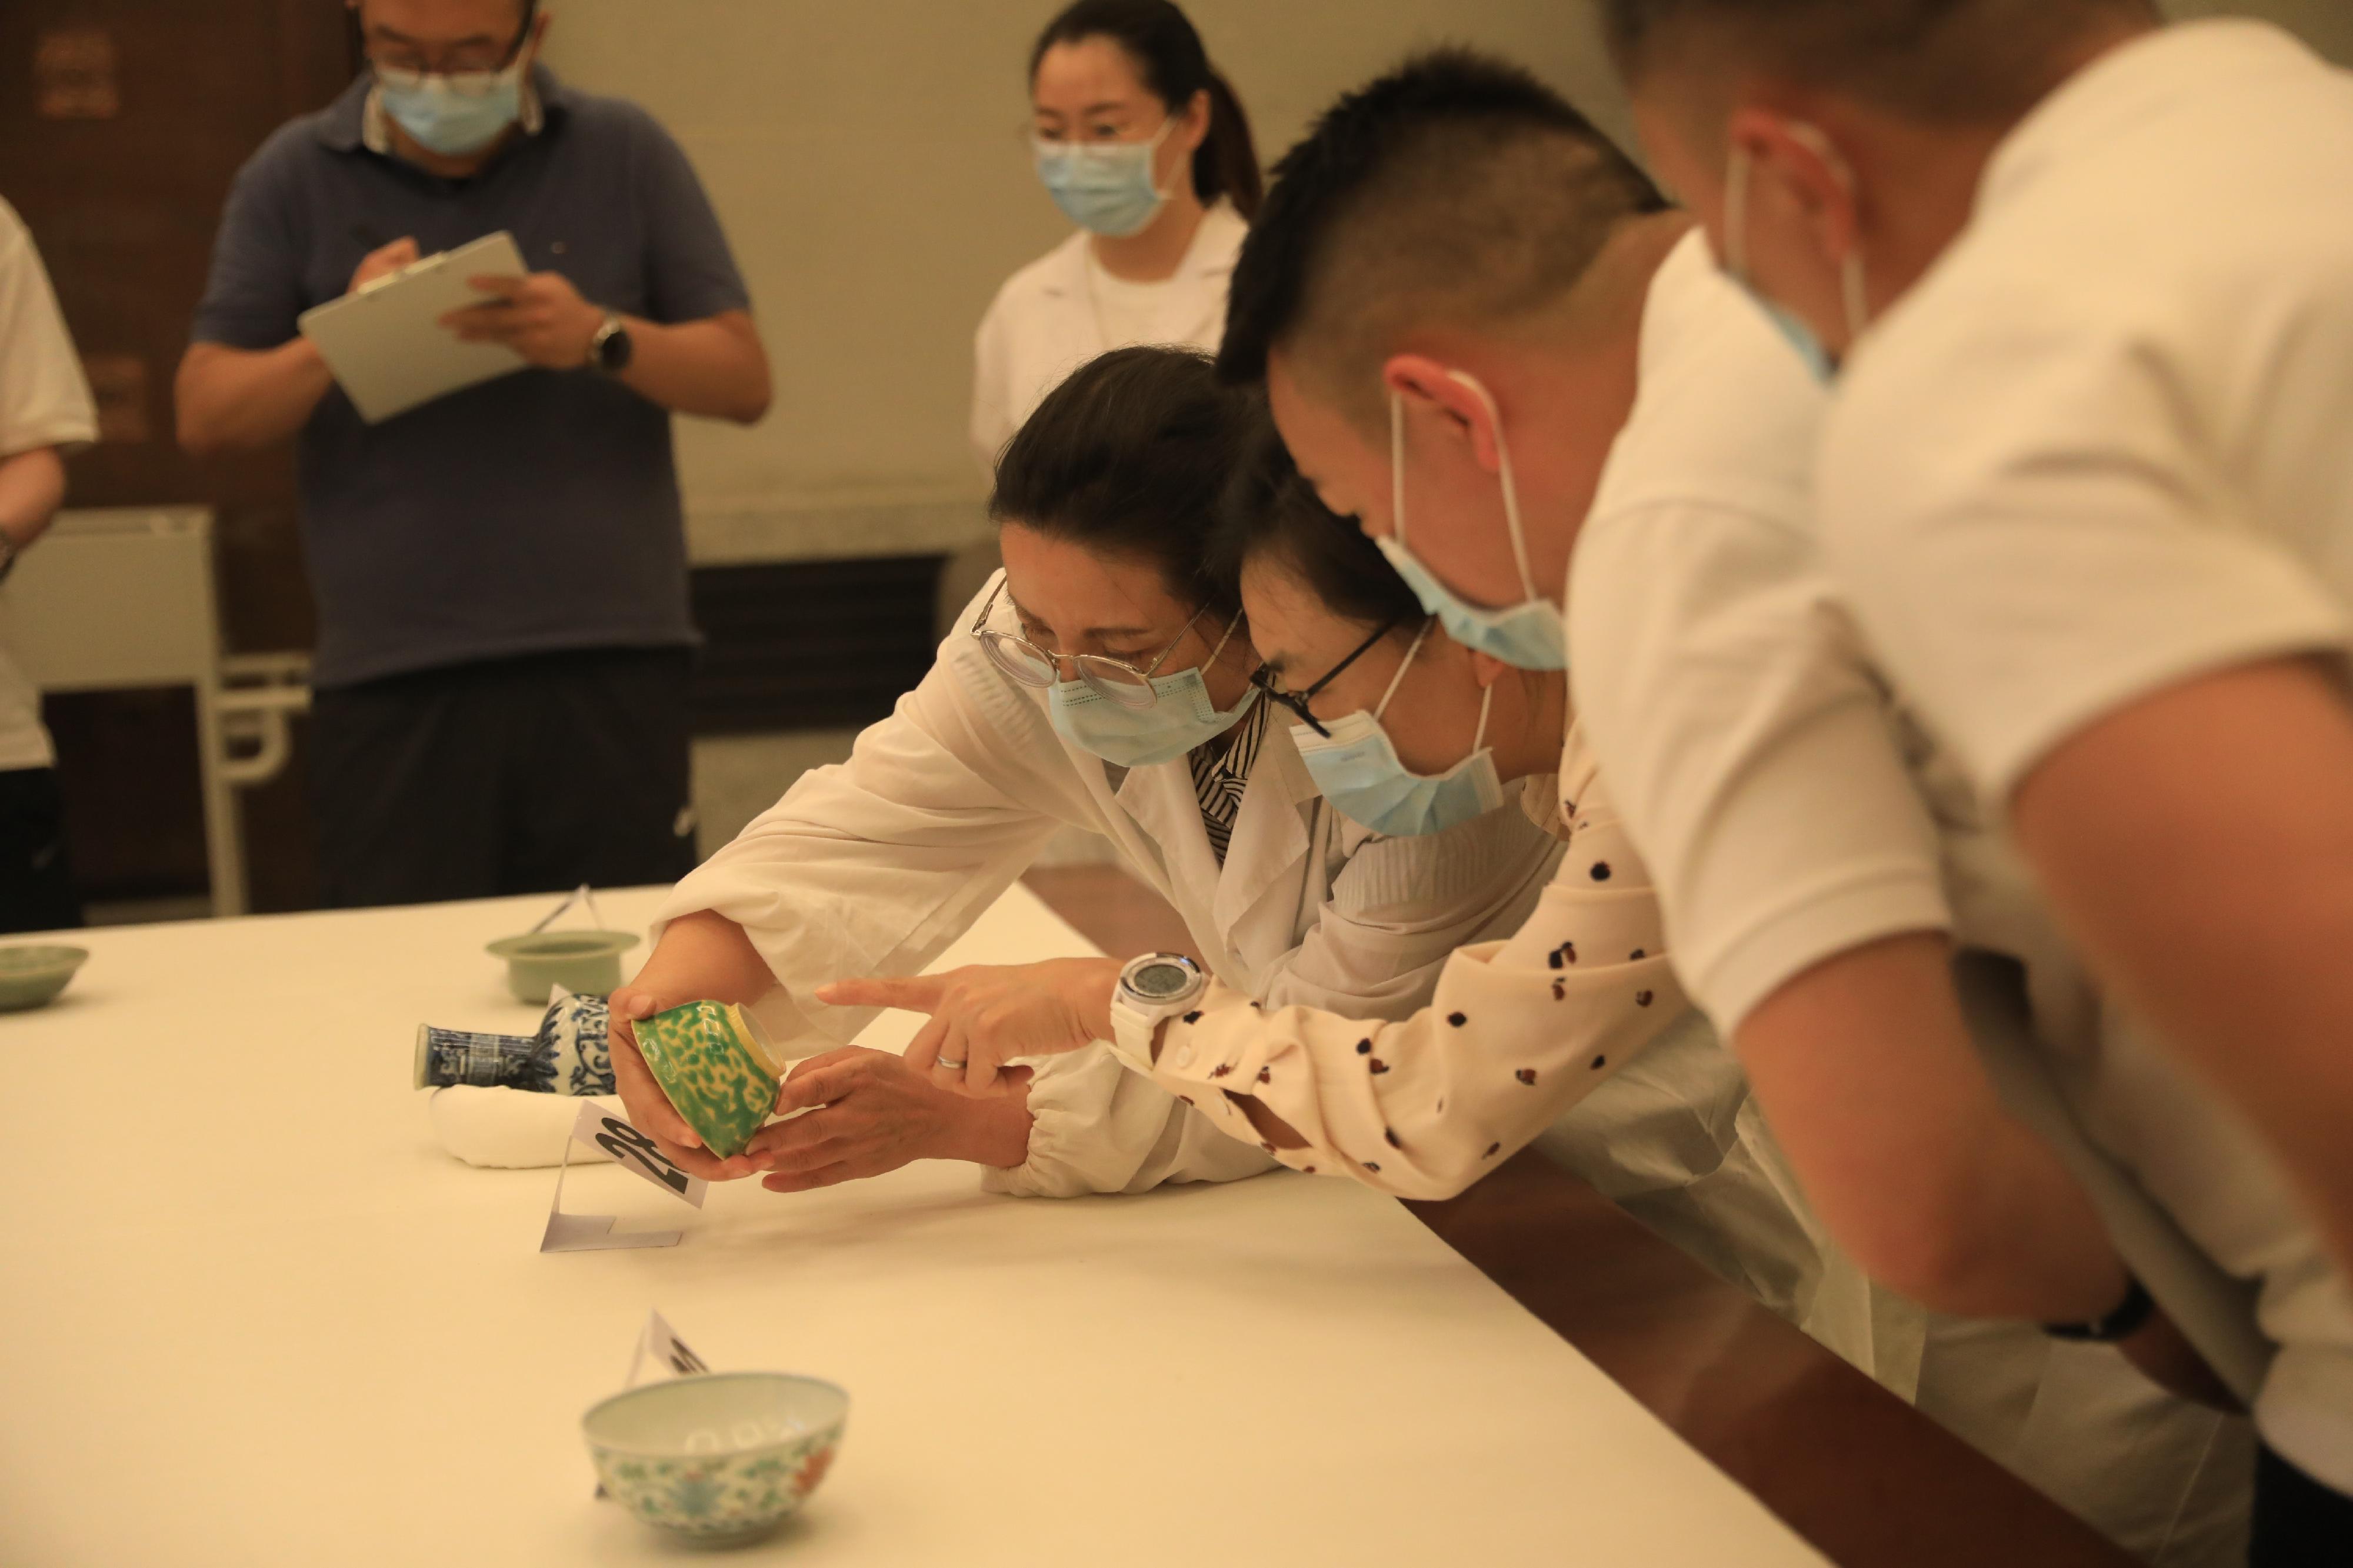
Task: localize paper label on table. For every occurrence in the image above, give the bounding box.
[572,1102,708,1207]
[626,1309,710,1388]
[539,1106,706,1253]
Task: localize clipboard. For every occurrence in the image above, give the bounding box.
[298,231,532,423]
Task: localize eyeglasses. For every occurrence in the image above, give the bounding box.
[366,4,535,85]
[1252,618,1404,739]
[969,576,1224,711]
[372,56,521,92]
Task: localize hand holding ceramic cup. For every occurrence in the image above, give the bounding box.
[632,999,784,1160]
[609,989,775,1181]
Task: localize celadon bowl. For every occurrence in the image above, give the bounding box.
[0,945,88,1012]
[485,930,638,1005]
[584,1372,848,1545]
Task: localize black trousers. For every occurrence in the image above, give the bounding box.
[309,647,697,909]
[2252,1443,2353,1567]
[0,766,83,933]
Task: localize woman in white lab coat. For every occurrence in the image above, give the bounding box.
[968,0,1258,472]
[824,435,1888,1368]
[609,347,1562,1201]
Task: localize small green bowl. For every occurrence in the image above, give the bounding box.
[585,1372,848,1546]
[485,930,638,1005]
[0,945,88,1012]
[635,1000,783,1160]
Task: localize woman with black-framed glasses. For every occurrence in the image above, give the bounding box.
[605,347,1561,1211]
[821,430,1886,1375]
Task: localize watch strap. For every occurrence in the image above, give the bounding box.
[1108,953,1205,1071]
[589,311,629,373]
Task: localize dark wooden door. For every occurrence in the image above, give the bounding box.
[2,1,358,912]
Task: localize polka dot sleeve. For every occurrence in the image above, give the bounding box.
[1145,752,1688,1201]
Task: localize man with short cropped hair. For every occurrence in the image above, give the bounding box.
[178,0,771,908]
[1601,3,2353,1547]
[1218,50,2282,1564]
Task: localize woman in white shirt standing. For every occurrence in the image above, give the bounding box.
[968,0,1259,472]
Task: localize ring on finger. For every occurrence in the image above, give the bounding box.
[935,1057,966,1070]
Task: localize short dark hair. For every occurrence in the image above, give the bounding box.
[1031,1,1262,219]
[989,346,1256,622]
[1217,49,1665,419]
[1209,418,1424,634]
[1601,0,2157,122]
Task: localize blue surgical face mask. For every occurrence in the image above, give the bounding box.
[1721,135,1872,385]
[1380,372,1568,672]
[1031,118,1175,238]
[1291,621,1507,838]
[378,59,526,157]
[1048,610,1260,769]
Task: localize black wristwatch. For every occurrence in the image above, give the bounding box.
[588,311,634,374]
[2043,1275,2157,1343]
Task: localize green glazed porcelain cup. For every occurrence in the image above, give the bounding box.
[0,945,88,1012]
[584,1372,848,1545]
[484,930,638,1005]
[634,999,783,1159]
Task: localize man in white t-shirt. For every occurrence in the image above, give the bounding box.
[1602,0,2353,1547]
[1217,48,2270,1564]
[0,196,98,935]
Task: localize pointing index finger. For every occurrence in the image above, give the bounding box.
[816,974,948,1013]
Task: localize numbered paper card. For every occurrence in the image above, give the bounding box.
[542,1104,708,1253]
[627,1309,711,1386]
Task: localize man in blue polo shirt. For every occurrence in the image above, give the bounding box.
[176,0,769,908]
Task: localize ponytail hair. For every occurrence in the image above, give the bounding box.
[1030,0,1264,219]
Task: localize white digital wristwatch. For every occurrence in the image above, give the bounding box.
[1108,952,1208,1070]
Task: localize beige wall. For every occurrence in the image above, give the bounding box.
[541,1,1629,565]
[541,1,2348,568]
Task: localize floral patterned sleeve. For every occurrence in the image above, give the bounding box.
[1144,738,1687,1200]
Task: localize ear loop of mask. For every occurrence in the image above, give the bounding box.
[1136,114,1181,201]
[1200,607,1247,673]
[1783,123,1873,346]
[1726,127,1873,348]
[1390,371,1542,606]
[1369,617,1494,760]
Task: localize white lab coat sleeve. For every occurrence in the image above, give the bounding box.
[652,611,1096,1057]
[1148,769,1688,1200]
[969,292,1017,477]
[656,596,1269,1200]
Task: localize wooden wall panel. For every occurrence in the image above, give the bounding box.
[2,1,355,910]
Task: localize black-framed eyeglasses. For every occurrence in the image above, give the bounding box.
[361,0,538,80]
[1252,619,1403,739]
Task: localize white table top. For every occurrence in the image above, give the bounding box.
[1,887,1824,1567]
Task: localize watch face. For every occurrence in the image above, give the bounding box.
[599,323,633,371]
[1128,960,1197,1002]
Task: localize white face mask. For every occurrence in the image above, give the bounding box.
[1289,620,1507,838]
[1721,125,1872,381]
[1031,117,1177,238]
[1378,372,1568,672]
